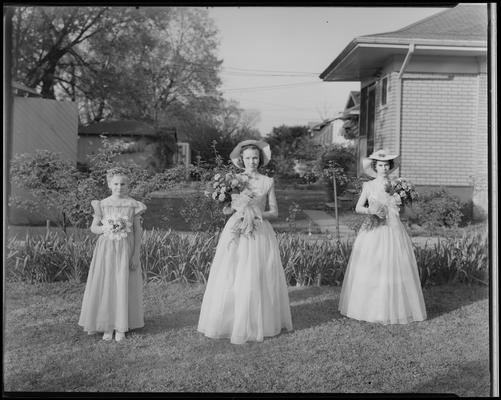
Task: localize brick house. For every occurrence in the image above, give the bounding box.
[319,4,488,217]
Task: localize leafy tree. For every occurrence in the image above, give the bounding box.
[11,6,223,126]
[81,7,222,125]
[161,97,261,165]
[11,6,111,99]
[266,125,321,178]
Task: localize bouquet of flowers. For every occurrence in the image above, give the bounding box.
[229,190,262,240]
[361,198,388,231]
[205,172,250,207]
[101,215,133,240]
[386,178,419,206]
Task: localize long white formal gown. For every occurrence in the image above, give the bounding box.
[339,179,427,324]
[197,174,293,344]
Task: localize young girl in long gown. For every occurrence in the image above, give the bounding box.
[339,149,426,324]
[78,167,146,341]
[197,140,293,344]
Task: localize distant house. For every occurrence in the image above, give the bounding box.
[320,4,488,217]
[339,91,360,140]
[78,120,179,171]
[308,91,360,146]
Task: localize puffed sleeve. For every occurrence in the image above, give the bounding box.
[91,200,102,219]
[134,200,147,216]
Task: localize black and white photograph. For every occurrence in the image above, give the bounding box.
[3,3,498,396]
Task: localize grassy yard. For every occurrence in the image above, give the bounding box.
[4,280,490,395]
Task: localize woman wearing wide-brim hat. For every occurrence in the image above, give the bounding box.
[197,139,293,344]
[338,149,427,324]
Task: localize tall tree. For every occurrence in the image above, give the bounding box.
[11,6,111,99]
[11,6,223,126]
[82,7,223,125]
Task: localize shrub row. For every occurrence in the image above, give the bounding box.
[6,230,488,287]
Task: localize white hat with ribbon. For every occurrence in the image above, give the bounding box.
[230,139,272,169]
[362,148,400,178]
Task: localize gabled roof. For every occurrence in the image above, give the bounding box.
[345,91,360,111]
[78,120,157,136]
[360,4,487,42]
[320,4,488,81]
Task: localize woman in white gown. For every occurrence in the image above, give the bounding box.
[339,149,426,324]
[197,140,293,344]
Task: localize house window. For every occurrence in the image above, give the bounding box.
[360,83,376,156]
[380,76,388,106]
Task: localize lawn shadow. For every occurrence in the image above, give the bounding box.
[290,299,342,331]
[141,307,201,335]
[288,285,334,303]
[409,360,490,396]
[423,284,489,320]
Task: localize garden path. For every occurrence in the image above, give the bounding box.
[303,209,443,247]
[302,209,354,237]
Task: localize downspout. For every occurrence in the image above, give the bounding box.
[395,42,414,177]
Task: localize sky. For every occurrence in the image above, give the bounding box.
[207,6,450,136]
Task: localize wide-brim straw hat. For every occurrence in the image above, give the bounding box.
[230,139,272,168]
[362,149,400,178]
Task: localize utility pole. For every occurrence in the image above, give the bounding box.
[332,167,340,242]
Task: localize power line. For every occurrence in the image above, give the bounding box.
[222,71,318,77]
[223,66,320,74]
[233,96,320,111]
[221,81,323,92]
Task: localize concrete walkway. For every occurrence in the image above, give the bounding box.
[303,209,354,235]
[303,209,443,247]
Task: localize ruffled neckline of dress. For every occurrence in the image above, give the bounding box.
[98,197,140,206]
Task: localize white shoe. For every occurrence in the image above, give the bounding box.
[115,331,126,342]
[87,331,97,335]
[103,331,113,341]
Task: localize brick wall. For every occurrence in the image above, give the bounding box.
[400,73,478,186]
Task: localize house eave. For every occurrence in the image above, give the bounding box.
[320,38,487,82]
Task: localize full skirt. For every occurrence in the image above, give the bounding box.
[197,216,293,344]
[78,235,144,333]
[339,221,426,324]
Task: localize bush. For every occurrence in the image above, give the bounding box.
[414,232,488,286]
[179,191,229,232]
[412,188,465,229]
[5,230,488,287]
[317,144,357,199]
[6,232,93,283]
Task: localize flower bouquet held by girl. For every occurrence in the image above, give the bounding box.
[207,171,262,240]
[206,172,250,206]
[387,177,419,206]
[101,215,133,240]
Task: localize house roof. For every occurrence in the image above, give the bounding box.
[12,81,42,97]
[320,4,488,81]
[345,91,360,111]
[78,120,157,137]
[360,4,487,42]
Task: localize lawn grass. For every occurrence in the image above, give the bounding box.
[4,280,490,395]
